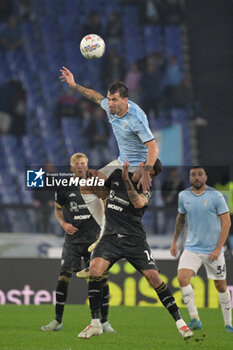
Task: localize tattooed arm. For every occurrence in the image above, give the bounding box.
[59,66,105,104]
[170,213,186,257]
[122,159,148,209]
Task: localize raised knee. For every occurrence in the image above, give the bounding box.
[89,260,102,276]
[178,273,190,287]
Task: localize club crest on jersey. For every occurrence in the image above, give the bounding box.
[109,190,115,200]
[203,200,209,206]
[121,122,128,129]
[70,201,79,212]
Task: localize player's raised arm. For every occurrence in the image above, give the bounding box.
[137,139,159,193]
[122,159,148,209]
[59,66,105,105]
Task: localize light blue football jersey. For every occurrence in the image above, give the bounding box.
[100,98,154,165]
[178,186,229,254]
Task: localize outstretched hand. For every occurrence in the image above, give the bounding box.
[209,248,221,261]
[62,222,78,235]
[137,170,152,193]
[170,242,178,257]
[59,66,76,88]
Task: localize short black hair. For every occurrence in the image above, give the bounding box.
[153,158,162,176]
[190,165,207,173]
[108,81,128,98]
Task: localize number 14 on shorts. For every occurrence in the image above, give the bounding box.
[144,250,155,262]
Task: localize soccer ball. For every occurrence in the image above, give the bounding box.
[80,34,105,59]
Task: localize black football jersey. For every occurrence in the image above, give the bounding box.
[104,169,152,238]
[55,186,100,244]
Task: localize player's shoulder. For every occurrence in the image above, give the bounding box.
[179,187,191,198]
[100,97,108,110]
[128,100,148,122]
[206,186,224,199]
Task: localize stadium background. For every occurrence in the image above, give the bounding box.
[0,0,233,307]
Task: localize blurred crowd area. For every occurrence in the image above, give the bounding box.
[0,0,231,235]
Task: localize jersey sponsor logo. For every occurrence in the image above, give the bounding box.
[109,190,129,205]
[114,196,129,205]
[26,168,45,188]
[107,203,123,212]
[74,214,91,220]
[69,193,76,197]
[78,204,88,209]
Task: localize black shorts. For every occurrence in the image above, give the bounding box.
[60,241,91,273]
[91,234,159,272]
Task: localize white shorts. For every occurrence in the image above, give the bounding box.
[178,249,226,280]
[99,159,138,178]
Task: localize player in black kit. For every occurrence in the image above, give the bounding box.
[78,159,193,340]
[41,153,114,333]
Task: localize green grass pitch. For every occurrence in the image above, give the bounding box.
[1,305,232,350]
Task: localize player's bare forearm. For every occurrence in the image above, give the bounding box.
[59,66,105,104]
[123,159,147,207]
[144,140,159,168]
[54,206,65,227]
[74,84,105,104]
[216,212,231,250]
[124,178,146,208]
[173,213,186,242]
[93,186,110,199]
[55,206,77,234]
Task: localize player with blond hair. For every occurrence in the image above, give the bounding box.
[41,152,114,333]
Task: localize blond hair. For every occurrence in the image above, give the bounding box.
[70,152,88,165]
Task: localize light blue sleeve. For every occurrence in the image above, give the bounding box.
[100,98,109,112]
[178,192,186,214]
[215,192,229,215]
[130,113,154,143]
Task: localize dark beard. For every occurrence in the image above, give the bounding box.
[193,182,204,190]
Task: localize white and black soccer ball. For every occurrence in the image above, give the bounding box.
[80,34,105,59]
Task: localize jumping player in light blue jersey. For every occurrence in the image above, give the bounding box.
[59,67,159,193]
[100,97,153,166]
[170,166,233,333]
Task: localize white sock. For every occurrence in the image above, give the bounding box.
[181,284,200,320]
[91,319,101,327]
[219,290,232,327]
[176,319,186,329]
